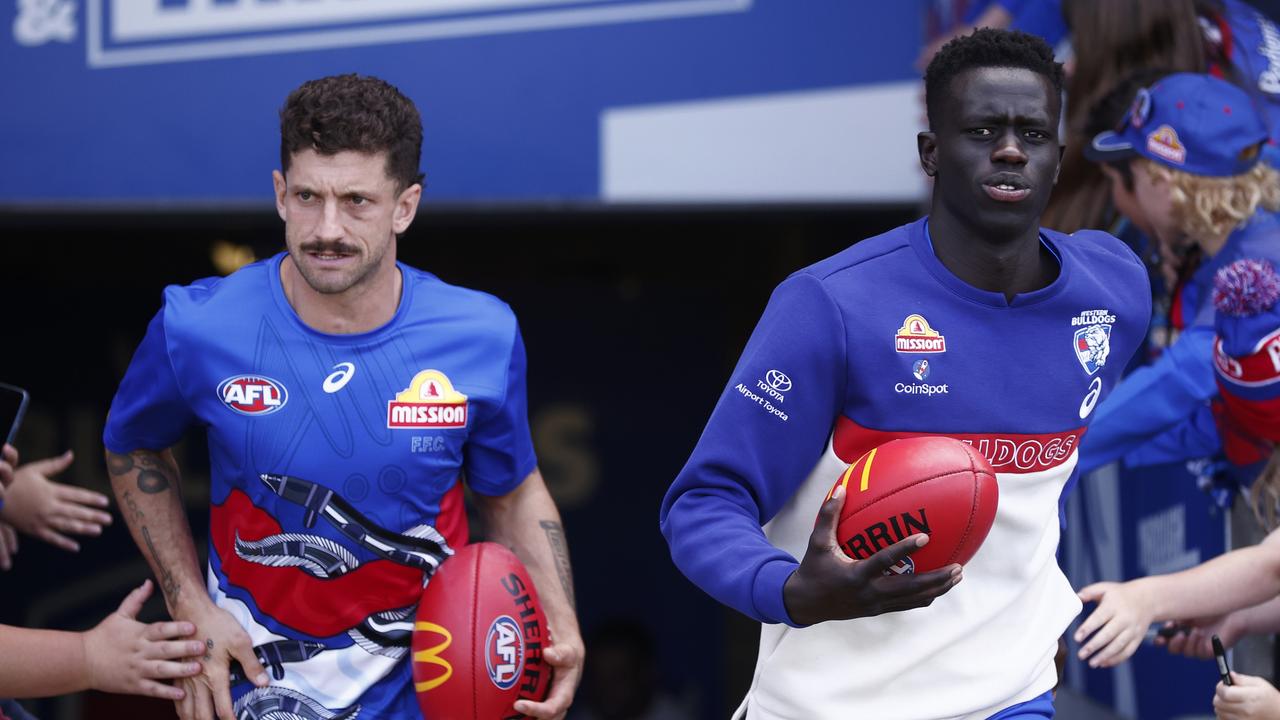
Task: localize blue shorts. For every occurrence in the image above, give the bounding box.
[985,691,1054,720]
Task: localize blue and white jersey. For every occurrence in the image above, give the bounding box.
[105,252,536,720]
[660,218,1149,720]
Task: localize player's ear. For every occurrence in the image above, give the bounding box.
[918,132,938,177]
[272,170,288,222]
[392,182,422,235]
[1054,144,1064,185]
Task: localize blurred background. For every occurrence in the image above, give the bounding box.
[3,1,1279,718]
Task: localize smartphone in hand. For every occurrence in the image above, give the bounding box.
[0,383,28,447]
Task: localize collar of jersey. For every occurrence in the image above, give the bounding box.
[267,251,416,343]
[914,217,1067,309]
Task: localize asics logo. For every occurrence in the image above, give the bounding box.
[1079,377,1102,419]
[323,362,356,393]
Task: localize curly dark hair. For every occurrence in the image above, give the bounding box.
[279,74,425,191]
[924,28,1065,129]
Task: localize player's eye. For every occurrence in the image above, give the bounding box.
[297,191,313,202]
[1024,129,1050,140]
[350,195,367,206]
[968,128,993,137]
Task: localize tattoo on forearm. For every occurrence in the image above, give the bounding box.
[105,451,134,477]
[106,450,173,494]
[539,520,576,611]
[120,489,144,523]
[142,525,182,604]
[123,489,181,604]
[136,468,171,494]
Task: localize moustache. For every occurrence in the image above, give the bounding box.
[300,242,360,256]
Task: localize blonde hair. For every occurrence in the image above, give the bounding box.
[1252,450,1280,530]
[1141,158,1280,242]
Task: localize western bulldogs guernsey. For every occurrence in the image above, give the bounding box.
[104,253,536,719]
[660,218,1150,720]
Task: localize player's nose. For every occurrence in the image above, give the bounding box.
[991,130,1028,165]
[316,200,344,241]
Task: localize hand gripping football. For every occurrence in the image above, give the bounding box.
[826,436,998,574]
[413,542,551,719]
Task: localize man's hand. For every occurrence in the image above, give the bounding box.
[173,600,269,720]
[3,450,112,551]
[1214,673,1280,720]
[82,579,205,700]
[513,628,583,720]
[782,485,962,626]
[1075,581,1157,668]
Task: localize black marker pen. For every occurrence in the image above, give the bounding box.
[1213,634,1233,686]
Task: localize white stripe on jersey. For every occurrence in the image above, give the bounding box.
[735,433,1080,720]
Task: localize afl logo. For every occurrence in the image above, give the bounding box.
[484,615,524,691]
[765,369,792,392]
[886,556,915,576]
[217,376,288,416]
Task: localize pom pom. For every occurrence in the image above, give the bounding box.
[1214,259,1280,317]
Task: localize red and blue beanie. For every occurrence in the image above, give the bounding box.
[1213,258,1280,465]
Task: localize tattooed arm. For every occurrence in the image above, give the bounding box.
[106,449,269,720]
[474,468,583,720]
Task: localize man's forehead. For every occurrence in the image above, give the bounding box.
[286,149,396,188]
[948,66,1056,115]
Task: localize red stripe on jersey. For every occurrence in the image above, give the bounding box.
[211,489,423,638]
[436,477,468,550]
[833,416,1085,474]
[1214,333,1280,387]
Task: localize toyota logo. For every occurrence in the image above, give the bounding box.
[766,370,792,392]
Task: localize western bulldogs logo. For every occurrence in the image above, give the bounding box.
[1074,325,1112,375]
[484,615,524,690]
[217,376,288,416]
[912,359,931,381]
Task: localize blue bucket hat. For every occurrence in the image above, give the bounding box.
[1086,73,1270,177]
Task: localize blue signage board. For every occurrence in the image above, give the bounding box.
[1,1,923,204]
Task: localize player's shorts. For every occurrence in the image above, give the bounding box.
[985,691,1054,720]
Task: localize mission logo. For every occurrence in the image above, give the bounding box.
[388,370,469,429]
[895,314,946,354]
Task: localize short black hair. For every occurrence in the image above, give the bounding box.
[280,74,425,192]
[924,28,1065,129]
[1085,67,1172,191]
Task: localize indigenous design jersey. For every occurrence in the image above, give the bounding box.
[660,218,1150,720]
[104,253,536,719]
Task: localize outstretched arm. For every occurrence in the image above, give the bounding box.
[106,448,268,720]
[0,580,203,699]
[1076,530,1280,666]
[474,469,582,720]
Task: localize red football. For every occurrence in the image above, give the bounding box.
[413,542,551,720]
[826,436,998,574]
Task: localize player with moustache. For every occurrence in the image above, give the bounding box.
[661,29,1150,719]
[103,75,582,720]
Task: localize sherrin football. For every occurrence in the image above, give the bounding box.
[413,542,551,720]
[826,436,998,574]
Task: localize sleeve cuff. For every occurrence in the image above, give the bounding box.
[753,558,804,627]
